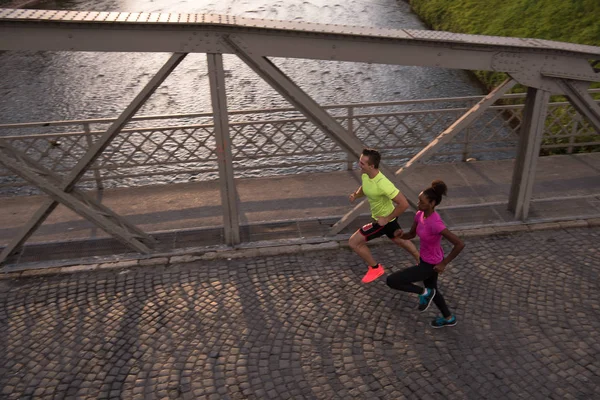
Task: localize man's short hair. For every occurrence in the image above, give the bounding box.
[362,148,381,169]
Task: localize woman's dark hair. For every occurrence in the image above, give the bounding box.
[423,180,447,206]
[362,148,381,169]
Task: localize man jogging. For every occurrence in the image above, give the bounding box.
[348,148,420,283]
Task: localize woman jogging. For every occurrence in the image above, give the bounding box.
[386,180,465,328]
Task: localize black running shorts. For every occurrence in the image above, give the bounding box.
[359,219,401,241]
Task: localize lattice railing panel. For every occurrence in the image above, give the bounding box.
[2,92,599,195]
[229,120,343,159]
[95,126,217,168]
[465,108,522,143]
[1,134,92,175]
[542,102,600,152]
[353,112,456,150]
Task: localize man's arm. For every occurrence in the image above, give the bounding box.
[349,186,364,203]
[377,192,409,225]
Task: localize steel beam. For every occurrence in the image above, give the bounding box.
[207,53,240,245]
[0,142,152,256]
[329,78,517,235]
[556,79,600,133]
[2,10,600,87]
[0,25,593,84]
[0,53,186,263]
[508,87,551,220]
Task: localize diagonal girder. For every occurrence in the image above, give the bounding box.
[224,35,418,208]
[329,78,517,235]
[0,141,153,257]
[0,141,155,246]
[0,52,187,263]
[225,35,365,157]
[556,79,600,133]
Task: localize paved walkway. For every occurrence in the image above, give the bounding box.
[1,153,600,266]
[1,226,599,399]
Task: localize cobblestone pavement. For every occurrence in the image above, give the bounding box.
[1,227,599,399]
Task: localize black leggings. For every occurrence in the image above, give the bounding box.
[386,259,452,318]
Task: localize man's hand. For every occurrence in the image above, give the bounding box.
[434,262,447,274]
[349,193,357,203]
[376,216,388,226]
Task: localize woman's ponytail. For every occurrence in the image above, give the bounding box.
[424,180,447,206]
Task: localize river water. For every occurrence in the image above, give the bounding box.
[0,0,484,123]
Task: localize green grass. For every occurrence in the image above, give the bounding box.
[410,0,600,90]
[409,0,600,154]
[410,0,600,47]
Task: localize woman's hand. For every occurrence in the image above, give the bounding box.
[434,262,447,274]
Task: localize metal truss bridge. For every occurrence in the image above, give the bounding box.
[0,8,599,265]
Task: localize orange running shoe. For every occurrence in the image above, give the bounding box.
[361,264,385,283]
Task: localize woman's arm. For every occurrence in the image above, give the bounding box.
[434,229,465,273]
[398,220,418,240]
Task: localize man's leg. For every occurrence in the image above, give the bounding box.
[390,236,420,263]
[349,227,386,283]
[349,230,378,266]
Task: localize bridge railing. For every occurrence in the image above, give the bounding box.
[0,90,598,195]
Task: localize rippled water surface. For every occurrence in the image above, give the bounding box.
[0,0,484,124]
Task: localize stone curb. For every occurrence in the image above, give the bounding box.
[1,218,596,279]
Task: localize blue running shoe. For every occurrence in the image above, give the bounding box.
[418,288,436,312]
[431,315,457,328]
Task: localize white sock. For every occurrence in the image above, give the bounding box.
[422,288,428,295]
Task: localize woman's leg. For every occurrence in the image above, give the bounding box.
[389,236,420,264]
[423,273,452,318]
[386,262,433,294]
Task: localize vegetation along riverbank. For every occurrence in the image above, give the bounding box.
[408,0,600,154]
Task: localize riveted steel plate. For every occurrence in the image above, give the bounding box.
[491,52,525,73]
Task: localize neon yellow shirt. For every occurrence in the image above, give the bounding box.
[362,171,400,220]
